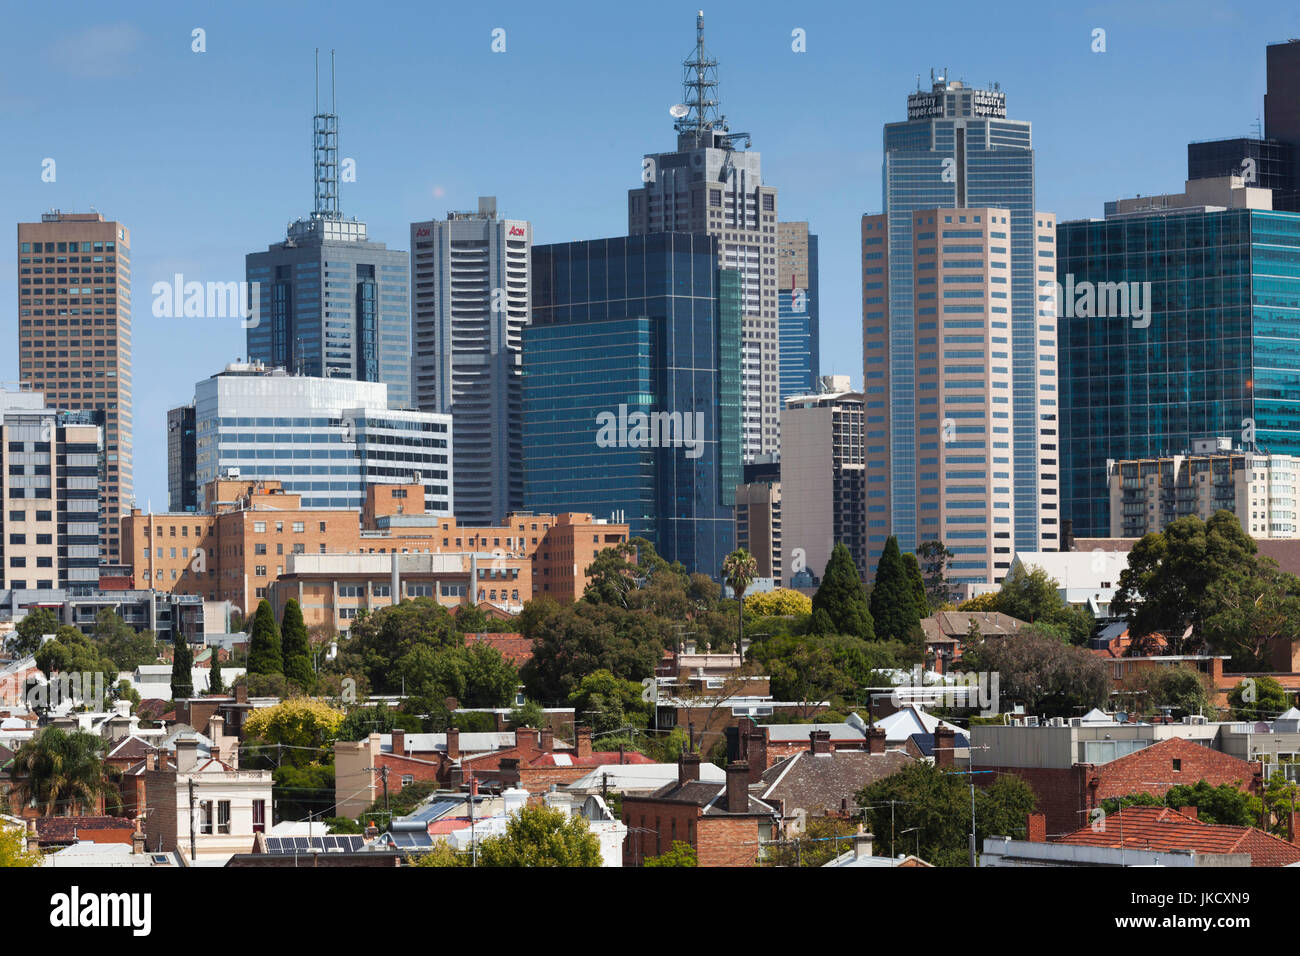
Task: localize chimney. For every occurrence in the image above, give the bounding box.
[853,832,874,860]
[392,729,406,757]
[1290,810,1299,846]
[744,721,768,780]
[364,824,379,839]
[1180,806,1199,822]
[134,777,146,820]
[132,816,146,855]
[516,727,537,751]
[867,726,886,754]
[726,760,750,813]
[576,725,592,760]
[447,726,461,760]
[234,683,248,703]
[679,751,701,785]
[26,819,39,854]
[499,757,520,786]
[1026,813,1047,843]
[934,725,956,769]
[539,728,554,753]
[175,737,198,773]
[810,729,832,755]
[209,713,225,746]
[618,743,626,765]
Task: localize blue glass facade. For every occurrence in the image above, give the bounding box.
[523,233,741,577]
[1058,208,1300,537]
[778,233,819,401]
[880,87,1039,558]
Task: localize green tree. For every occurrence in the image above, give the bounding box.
[0,826,40,867]
[568,669,651,735]
[763,816,860,867]
[94,610,162,670]
[32,627,119,702]
[962,629,1109,718]
[10,728,120,816]
[869,537,919,643]
[280,599,315,693]
[507,699,547,730]
[11,607,58,656]
[1229,676,1291,722]
[858,762,1036,866]
[809,543,874,641]
[241,698,345,770]
[336,703,423,742]
[1122,665,1212,719]
[170,639,194,700]
[1101,781,1259,827]
[993,564,1094,645]
[644,840,698,867]
[209,652,225,696]
[722,548,759,648]
[748,632,879,717]
[902,552,929,622]
[916,540,955,611]
[246,600,284,676]
[521,601,670,702]
[272,763,335,822]
[408,842,472,867]
[454,604,490,634]
[475,804,602,867]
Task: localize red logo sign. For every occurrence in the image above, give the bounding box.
[415,227,430,237]
[508,226,525,237]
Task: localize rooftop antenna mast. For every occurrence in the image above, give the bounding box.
[313,48,340,221]
[676,11,725,148]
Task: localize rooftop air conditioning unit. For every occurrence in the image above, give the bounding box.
[1024,716,1039,727]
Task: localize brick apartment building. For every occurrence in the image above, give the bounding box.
[122,478,628,623]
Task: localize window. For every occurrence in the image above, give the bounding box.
[275,521,283,533]
[252,799,266,833]
[254,543,266,555]
[292,521,304,533]
[1172,758,1182,772]
[217,800,231,834]
[401,775,414,786]
[199,800,213,834]
[253,521,266,533]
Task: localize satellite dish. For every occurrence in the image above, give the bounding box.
[669,104,689,118]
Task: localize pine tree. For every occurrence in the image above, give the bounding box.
[170,639,194,700]
[281,599,315,693]
[246,599,283,676]
[870,536,922,643]
[809,543,875,640]
[902,551,930,619]
[209,651,225,695]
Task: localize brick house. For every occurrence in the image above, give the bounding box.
[621,754,779,867]
[456,726,654,792]
[1045,806,1300,867]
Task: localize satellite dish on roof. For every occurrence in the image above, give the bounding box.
[669,104,689,118]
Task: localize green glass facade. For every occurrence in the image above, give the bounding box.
[1058,208,1300,537]
[523,233,741,577]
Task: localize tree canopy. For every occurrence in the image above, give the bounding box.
[246,600,284,676]
[869,537,918,643]
[809,543,874,641]
[961,630,1109,718]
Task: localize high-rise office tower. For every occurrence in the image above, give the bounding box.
[524,233,742,576]
[167,403,197,513]
[193,363,452,515]
[628,13,779,463]
[0,388,102,590]
[246,54,410,407]
[777,222,819,402]
[863,208,1058,590]
[779,377,866,585]
[1058,176,1300,538]
[410,197,530,525]
[17,210,132,564]
[868,74,1053,571]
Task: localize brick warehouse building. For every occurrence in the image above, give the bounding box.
[978,735,1263,837]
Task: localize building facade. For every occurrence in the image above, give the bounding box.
[0,390,101,590]
[1106,438,1298,539]
[167,403,197,513]
[192,363,452,515]
[627,13,779,464]
[862,206,1059,588]
[16,211,132,564]
[778,380,866,585]
[410,197,530,524]
[871,77,1048,563]
[524,233,741,577]
[776,222,820,403]
[734,477,781,581]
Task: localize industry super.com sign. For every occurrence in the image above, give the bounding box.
[971,90,1006,118]
[907,92,943,119]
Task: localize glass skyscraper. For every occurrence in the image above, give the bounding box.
[523,233,741,577]
[777,223,820,402]
[872,76,1051,564]
[1058,207,1300,538]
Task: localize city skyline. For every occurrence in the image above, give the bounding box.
[2,0,1294,510]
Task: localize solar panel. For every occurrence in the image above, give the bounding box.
[262,835,367,854]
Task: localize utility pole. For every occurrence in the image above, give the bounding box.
[380,765,389,819]
[188,778,196,862]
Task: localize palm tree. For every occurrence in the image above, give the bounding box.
[11,728,119,816]
[722,549,759,653]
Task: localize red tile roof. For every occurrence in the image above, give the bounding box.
[464,632,534,667]
[526,751,655,768]
[1055,806,1300,866]
[35,815,134,844]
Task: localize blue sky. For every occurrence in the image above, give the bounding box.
[1,0,1293,507]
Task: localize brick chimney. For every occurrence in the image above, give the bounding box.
[575,725,592,760]
[499,758,521,786]
[539,728,554,753]
[726,760,750,814]
[745,723,768,780]
[134,777,146,820]
[1026,813,1046,843]
[132,816,146,855]
[234,683,248,704]
[1290,810,1299,846]
[867,726,886,754]
[934,725,955,769]
[679,751,701,785]
[447,726,460,760]
[1180,806,1198,821]
[810,729,832,755]
[392,729,406,757]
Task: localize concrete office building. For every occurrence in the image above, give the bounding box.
[167,403,197,513]
[734,475,781,582]
[776,222,819,402]
[778,378,866,585]
[524,233,742,577]
[863,207,1059,588]
[410,197,531,524]
[628,13,780,463]
[0,388,102,590]
[192,363,452,515]
[1058,176,1300,537]
[1106,438,1298,540]
[16,211,131,564]
[245,63,410,407]
[871,75,1049,562]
